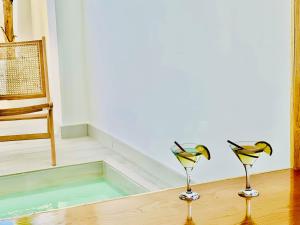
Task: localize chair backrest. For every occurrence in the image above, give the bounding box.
[0,39,49,100]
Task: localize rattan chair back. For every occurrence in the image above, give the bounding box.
[0,40,47,100]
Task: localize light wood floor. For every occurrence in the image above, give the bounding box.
[1,122,297,224]
[2,169,297,225]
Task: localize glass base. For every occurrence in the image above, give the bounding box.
[238,189,259,198]
[179,191,200,201]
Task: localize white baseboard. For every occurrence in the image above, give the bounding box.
[87,124,185,189]
[87,124,113,148]
[60,123,88,138]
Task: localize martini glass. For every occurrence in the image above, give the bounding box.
[171,142,211,201]
[228,140,272,198]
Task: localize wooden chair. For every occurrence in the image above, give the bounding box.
[0,37,56,166]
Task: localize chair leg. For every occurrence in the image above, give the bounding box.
[48,109,56,166]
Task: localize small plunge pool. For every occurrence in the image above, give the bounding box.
[0,161,146,219]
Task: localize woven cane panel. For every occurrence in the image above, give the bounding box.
[0,42,44,97]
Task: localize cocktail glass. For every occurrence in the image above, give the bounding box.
[171,142,211,201]
[228,140,272,198]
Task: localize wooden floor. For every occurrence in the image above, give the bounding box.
[1,122,297,224]
[0,170,300,225]
[2,169,299,225]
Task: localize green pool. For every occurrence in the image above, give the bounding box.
[0,161,146,219]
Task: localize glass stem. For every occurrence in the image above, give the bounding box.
[185,167,193,193]
[243,164,251,190]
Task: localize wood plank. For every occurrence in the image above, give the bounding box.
[0,133,49,142]
[2,169,298,225]
[0,103,50,116]
[48,108,56,166]
[2,0,14,42]
[0,94,46,100]
[0,113,47,121]
[42,37,50,102]
[0,39,46,47]
[292,0,300,169]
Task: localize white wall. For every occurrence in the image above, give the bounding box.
[0,0,33,42]
[53,0,88,126]
[15,0,33,41]
[31,0,47,39]
[81,0,292,182]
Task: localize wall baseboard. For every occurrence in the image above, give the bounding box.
[87,124,185,189]
[60,123,184,188]
[60,123,88,138]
